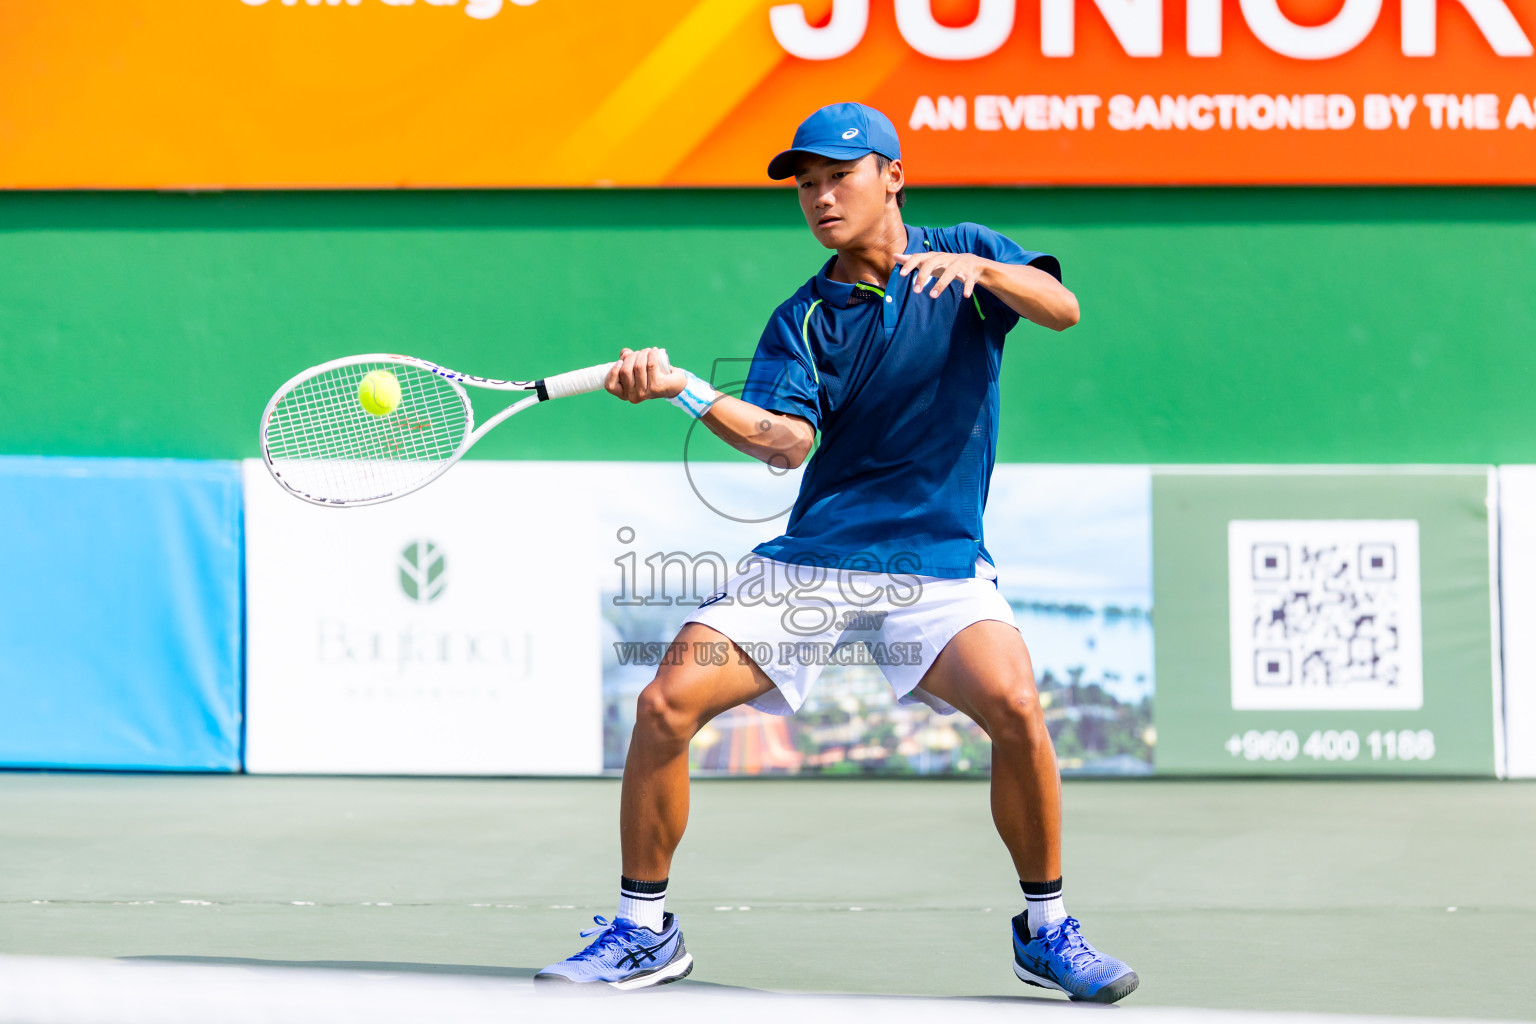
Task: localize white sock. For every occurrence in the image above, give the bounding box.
[1021,878,1066,934]
[618,876,667,932]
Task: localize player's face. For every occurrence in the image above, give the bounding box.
[794,154,899,249]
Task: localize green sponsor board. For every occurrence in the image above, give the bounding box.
[5,189,1536,464]
[1152,469,1497,776]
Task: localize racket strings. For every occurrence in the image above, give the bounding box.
[263,362,471,503]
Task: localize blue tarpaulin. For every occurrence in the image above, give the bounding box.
[0,457,243,770]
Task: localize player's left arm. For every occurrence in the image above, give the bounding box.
[894,251,1080,331]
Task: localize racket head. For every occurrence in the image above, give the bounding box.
[260,354,474,506]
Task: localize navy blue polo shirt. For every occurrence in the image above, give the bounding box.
[741,222,1061,580]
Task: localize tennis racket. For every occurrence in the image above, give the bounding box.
[260,353,616,507]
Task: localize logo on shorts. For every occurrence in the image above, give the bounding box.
[399,539,446,604]
[841,128,860,139]
[839,609,889,630]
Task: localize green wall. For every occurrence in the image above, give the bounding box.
[2,189,1533,463]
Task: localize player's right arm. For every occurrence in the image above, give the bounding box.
[604,346,816,469]
[698,398,815,469]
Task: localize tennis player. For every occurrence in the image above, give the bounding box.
[536,102,1138,1003]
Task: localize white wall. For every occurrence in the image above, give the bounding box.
[1499,466,1536,777]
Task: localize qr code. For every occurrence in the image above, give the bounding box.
[1227,520,1423,711]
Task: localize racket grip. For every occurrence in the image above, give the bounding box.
[542,361,617,401]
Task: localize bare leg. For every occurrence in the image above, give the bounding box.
[917,620,1061,881]
[619,622,777,881]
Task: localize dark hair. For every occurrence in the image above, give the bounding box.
[873,154,906,209]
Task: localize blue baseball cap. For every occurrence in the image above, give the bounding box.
[767,102,901,181]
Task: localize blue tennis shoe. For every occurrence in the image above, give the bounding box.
[1011,914,1139,1003]
[535,914,693,989]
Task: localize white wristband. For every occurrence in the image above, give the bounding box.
[668,370,721,419]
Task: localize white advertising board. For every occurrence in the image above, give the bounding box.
[244,459,602,775]
[1499,467,1536,778]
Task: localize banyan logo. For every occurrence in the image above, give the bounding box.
[399,540,447,604]
[841,128,860,139]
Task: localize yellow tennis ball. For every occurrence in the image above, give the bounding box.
[358,369,402,417]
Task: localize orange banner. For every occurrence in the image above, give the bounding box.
[1,0,1534,187]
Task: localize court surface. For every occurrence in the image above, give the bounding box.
[0,774,1531,1020]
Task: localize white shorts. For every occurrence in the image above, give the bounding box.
[683,556,1017,717]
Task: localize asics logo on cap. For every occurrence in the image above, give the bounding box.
[766,103,899,180]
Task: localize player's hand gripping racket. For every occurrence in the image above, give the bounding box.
[260,353,615,506]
